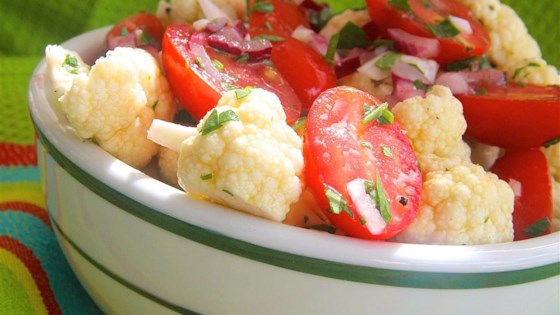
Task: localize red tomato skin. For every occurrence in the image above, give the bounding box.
[162,24,221,120]
[366,0,490,65]
[456,85,560,149]
[490,149,552,240]
[270,37,337,110]
[162,24,302,122]
[249,0,310,37]
[106,12,165,44]
[304,86,422,240]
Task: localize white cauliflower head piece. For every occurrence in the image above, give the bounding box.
[392,85,471,174]
[46,46,175,169]
[177,88,304,222]
[393,164,514,245]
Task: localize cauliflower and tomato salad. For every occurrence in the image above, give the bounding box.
[45,0,559,245]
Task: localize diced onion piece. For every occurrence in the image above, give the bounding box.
[357,52,392,81]
[291,25,329,56]
[147,120,198,152]
[435,71,472,94]
[393,55,439,84]
[387,28,440,59]
[449,15,473,35]
[346,178,386,235]
[391,74,426,102]
[508,178,522,198]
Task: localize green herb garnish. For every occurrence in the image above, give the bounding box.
[200,109,240,135]
[223,189,234,196]
[523,218,550,238]
[234,86,254,99]
[337,22,372,49]
[363,102,394,125]
[252,1,274,13]
[389,0,411,11]
[360,141,373,149]
[200,173,213,180]
[427,16,460,38]
[324,185,353,218]
[544,138,560,148]
[325,32,340,64]
[375,52,401,70]
[63,54,80,74]
[381,145,393,157]
[413,79,429,91]
[373,39,396,50]
[364,176,392,223]
[212,59,224,71]
[253,34,285,42]
[512,62,540,81]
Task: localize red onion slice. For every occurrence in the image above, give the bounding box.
[387,28,440,59]
[391,74,426,103]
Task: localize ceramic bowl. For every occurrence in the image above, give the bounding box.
[28,27,560,315]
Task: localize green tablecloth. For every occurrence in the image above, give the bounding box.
[0,0,558,313]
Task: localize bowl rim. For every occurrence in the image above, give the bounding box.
[28,26,560,288]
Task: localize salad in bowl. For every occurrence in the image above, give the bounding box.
[28,0,559,313]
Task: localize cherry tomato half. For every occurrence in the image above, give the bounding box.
[490,149,552,240]
[106,12,165,46]
[456,85,560,149]
[304,86,422,240]
[366,0,490,64]
[248,0,310,37]
[162,24,302,122]
[269,36,337,111]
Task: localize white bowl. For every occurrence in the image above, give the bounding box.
[28,27,560,315]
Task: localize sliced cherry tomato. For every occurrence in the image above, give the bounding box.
[456,85,560,149]
[106,12,165,47]
[162,24,302,122]
[248,0,310,36]
[303,86,422,240]
[269,36,337,111]
[490,149,552,240]
[366,0,490,64]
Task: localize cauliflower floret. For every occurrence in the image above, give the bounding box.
[46,46,175,169]
[158,146,181,188]
[392,85,471,174]
[392,85,514,244]
[156,0,245,25]
[457,0,560,86]
[393,164,514,245]
[337,72,393,102]
[150,88,304,222]
[45,45,89,102]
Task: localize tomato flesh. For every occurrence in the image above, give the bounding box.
[249,0,310,37]
[106,12,165,46]
[162,24,302,122]
[366,0,490,64]
[490,149,552,240]
[304,86,422,240]
[456,85,560,149]
[269,36,337,111]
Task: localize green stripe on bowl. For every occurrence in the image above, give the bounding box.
[50,214,200,315]
[34,127,560,289]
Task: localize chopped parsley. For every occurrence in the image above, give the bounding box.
[308,6,332,32]
[365,175,392,223]
[544,138,560,148]
[251,0,274,13]
[252,34,285,42]
[324,185,353,218]
[234,86,254,99]
[222,189,234,196]
[427,16,460,38]
[63,54,80,74]
[362,102,394,125]
[212,59,224,71]
[200,173,213,180]
[523,218,550,238]
[200,109,240,135]
[413,79,430,91]
[306,224,337,234]
[325,32,340,64]
[389,0,411,11]
[291,116,307,133]
[152,100,159,110]
[373,39,396,50]
[512,62,540,81]
[360,141,373,149]
[381,145,393,157]
[337,22,372,49]
[375,52,401,70]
